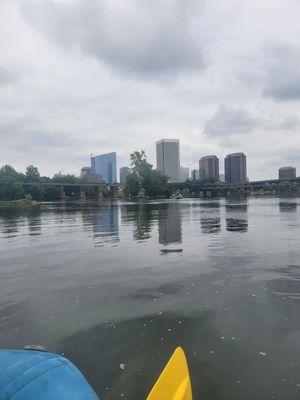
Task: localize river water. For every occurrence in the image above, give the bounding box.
[0,198,300,399]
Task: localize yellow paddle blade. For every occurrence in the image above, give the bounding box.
[146,347,193,400]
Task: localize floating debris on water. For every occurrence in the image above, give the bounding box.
[259,352,267,356]
[120,363,126,370]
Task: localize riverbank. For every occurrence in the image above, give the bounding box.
[0,199,40,207]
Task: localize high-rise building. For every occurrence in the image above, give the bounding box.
[225,153,247,184]
[199,155,219,181]
[191,169,200,181]
[278,166,296,180]
[120,167,131,185]
[180,166,189,182]
[156,139,180,182]
[91,152,117,184]
[80,167,102,183]
[81,167,92,175]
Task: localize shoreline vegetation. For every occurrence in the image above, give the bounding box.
[0,152,299,204]
[0,198,40,207]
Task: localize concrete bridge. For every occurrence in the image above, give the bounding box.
[168,177,300,198]
[23,182,121,200]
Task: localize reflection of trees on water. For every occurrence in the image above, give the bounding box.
[0,208,25,237]
[225,201,248,232]
[158,202,182,244]
[26,207,42,236]
[0,207,42,237]
[279,201,297,212]
[121,204,155,241]
[200,201,221,234]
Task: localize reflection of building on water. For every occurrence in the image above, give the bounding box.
[200,201,221,234]
[279,202,297,212]
[159,203,182,244]
[225,202,248,232]
[201,217,221,234]
[91,203,119,246]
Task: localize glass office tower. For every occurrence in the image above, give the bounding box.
[91,152,117,184]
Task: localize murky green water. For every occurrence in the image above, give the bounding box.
[0,198,300,399]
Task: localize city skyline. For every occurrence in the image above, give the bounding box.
[1,1,300,180]
[85,142,297,183]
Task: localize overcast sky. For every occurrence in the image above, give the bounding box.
[1,0,300,180]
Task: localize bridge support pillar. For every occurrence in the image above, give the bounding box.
[97,187,104,201]
[110,186,118,199]
[60,185,66,201]
[80,187,86,202]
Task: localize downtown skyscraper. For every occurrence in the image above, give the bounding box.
[199,155,219,181]
[156,139,180,182]
[225,153,247,184]
[91,152,117,184]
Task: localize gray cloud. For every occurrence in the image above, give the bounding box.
[204,105,300,138]
[18,0,205,78]
[262,44,300,100]
[265,116,300,131]
[0,66,19,85]
[204,106,261,137]
[1,0,300,180]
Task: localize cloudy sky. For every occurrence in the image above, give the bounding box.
[1,0,300,180]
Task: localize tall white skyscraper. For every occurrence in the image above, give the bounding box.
[156,139,180,182]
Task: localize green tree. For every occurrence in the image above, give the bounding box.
[24,183,45,201]
[25,165,40,182]
[52,173,78,183]
[0,165,20,180]
[182,188,190,197]
[125,150,170,198]
[0,165,24,200]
